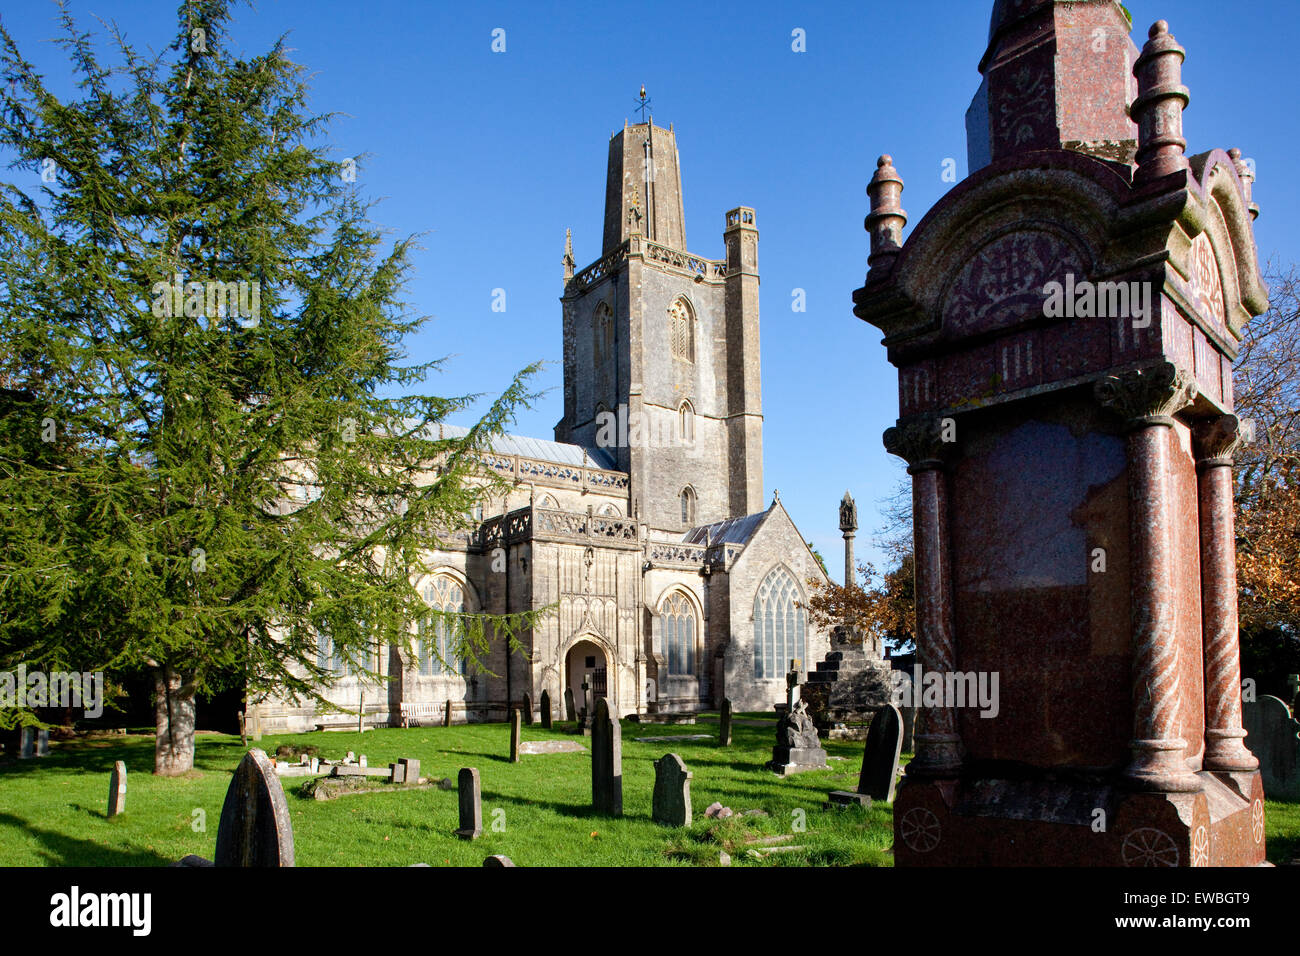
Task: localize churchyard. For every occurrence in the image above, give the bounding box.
[0,713,911,867]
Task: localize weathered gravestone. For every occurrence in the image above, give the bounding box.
[719,698,732,747]
[827,705,901,808]
[540,689,553,729]
[389,762,405,784]
[214,749,294,867]
[399,758,420,786]
[107,761,127,818]
[36,729,49,757]
[455,767,482,840]
[444,699,453,727]
[770,698,827,774]
[855,2,1269,866]
[591,698,623,815]
[509,708,522,763]
[564,687,576,722]
[578,680,592,735]
[483,855,515,867]
[1243,696,1300,798]
[522,693,534,726]
[652,753,692,827]
[18,727,35,759]
[859,704,903,801]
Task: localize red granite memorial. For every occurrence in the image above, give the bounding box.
[853,0,1268,866]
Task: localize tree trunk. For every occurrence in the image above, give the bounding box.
[153,665,196,775]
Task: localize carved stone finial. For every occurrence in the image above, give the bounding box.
[865,154,907,279]
[563,228,575,280]
[883,416,954,472]
[1094,362,1197,428]
[839,490,858,534]
[1193,414,1247,466]
[1228,148,1260,221]
[1131,20,1191,185]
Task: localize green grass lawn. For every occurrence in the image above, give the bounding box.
[0,719,895,867]
[4,721,1297,867]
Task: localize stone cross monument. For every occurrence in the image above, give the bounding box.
[854,0,1267,867]
[839,490,858,590]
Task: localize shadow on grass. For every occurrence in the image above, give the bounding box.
[0,812,172,867]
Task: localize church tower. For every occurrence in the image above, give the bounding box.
[557,119,764,529]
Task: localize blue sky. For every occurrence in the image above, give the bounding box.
[4,0,1297,580]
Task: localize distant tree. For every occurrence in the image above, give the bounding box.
[805,555,914,656]
[0,2,543,773]
[1234,262,1300,694]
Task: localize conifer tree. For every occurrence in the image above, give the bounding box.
[0,1,540,773]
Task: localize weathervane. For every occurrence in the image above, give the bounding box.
[634,85,651,123]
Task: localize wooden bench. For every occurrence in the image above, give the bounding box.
[399,702,445,728]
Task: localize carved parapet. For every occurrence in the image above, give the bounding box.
[883,416,955,473]
[865,155,907,279]
[1094,362,1197,429]
[1193,414,1247,467]
[1130,21,1191,185]
[1228,148,1259,221]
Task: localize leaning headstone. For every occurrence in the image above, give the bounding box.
[652,753,692,827]
[399,758,420,787]
[19,727,35,759]
[522,693,534,726]
[1243,695,1300,798]
[858,703,903,802]
[719,698,733,747]
[540,689,553,729]
[443,699,453,727]
[591,698,623,816]
[107,761,127,818]
[389,762,406,784]
[455,768,482,840]
[509,708,522,763]
[214,749,295,867]
[564,687,576,722]
[483,855,515,867]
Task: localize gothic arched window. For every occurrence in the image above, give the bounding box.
[315,623,353,676]
[419,576,466,676]
[680,486,696,526]
[669,297,695,363]
[593,302,613,365]
[661,591,697,676]
[753,567,806,679]
[678,400,695,443]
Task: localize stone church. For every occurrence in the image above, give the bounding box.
[253,118,831,732]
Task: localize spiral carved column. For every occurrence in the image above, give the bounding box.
[1095,362,1202,792]
[884,417,961,777]
[1193,415,1258,772]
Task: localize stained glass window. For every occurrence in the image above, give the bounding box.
[662,592,696,676]
[754,567,806,678]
